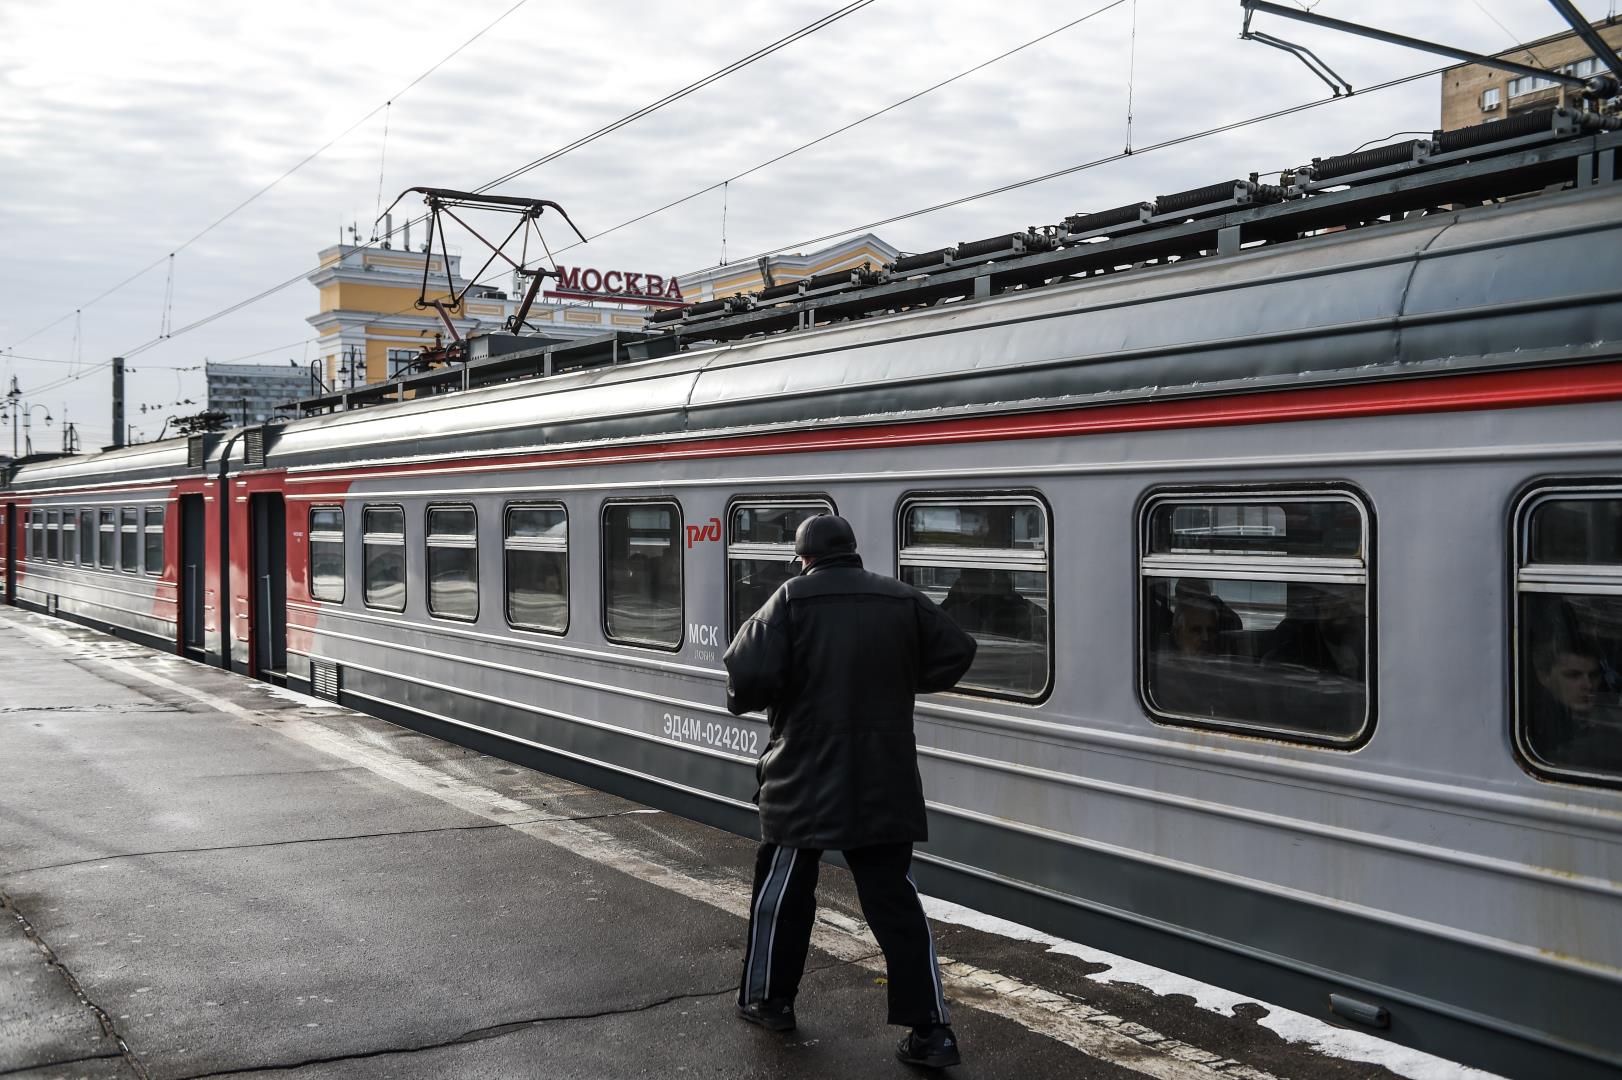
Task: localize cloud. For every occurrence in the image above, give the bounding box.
[0,0,1585,435]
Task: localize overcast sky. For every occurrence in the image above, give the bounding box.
[0,0,1604,448]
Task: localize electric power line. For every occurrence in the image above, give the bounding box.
[4,0,532,354]
[470,0,881,196]
[110,0,886,361]
[692,63,1450,274]
[544,0,1126,255]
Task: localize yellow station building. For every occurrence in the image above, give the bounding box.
[306,232,899,388]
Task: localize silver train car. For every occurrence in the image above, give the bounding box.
[6,114,1621,1077]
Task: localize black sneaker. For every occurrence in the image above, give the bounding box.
[736,997,797,1032]
[896,1026,961,1068]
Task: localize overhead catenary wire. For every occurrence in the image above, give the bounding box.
[539,1,1126,255]
[110,0,886,362]
[469,0,880,196]
[691,63,1450,274]
[4,0,532,354]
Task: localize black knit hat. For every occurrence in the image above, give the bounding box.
[794,513,857,557]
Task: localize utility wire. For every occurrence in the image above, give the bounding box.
[110,0,883,361]
[692,63,1449,274]
[535,1,1125,255]
[5,0,530,353]
[470,0,879,195]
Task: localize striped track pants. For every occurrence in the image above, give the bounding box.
[738,840,950,1028]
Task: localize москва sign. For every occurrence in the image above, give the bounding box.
[544,265,685,308]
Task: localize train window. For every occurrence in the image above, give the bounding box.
[505,503,568,634]
[46,511,60,562]
[1515,489,1622,785]
[1140,491,1371,746]
[119,508,139,573]
[899,496,1051,699]
[79,511,95,566]
[426,505,478,622]
[309,507,345,603]
[29,510,42,559]
[143,507,164,576]
[98,510,116,568]
[62,512,77,565]
[362,506,406,612]
[727,501,833,639]
[602,502,682,650]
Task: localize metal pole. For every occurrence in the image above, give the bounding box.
[1242,0,1593,88]
[1545,0,1622,77]
[111,357,126,448]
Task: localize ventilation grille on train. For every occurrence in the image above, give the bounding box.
[311,659,340,701]
[187,436,206,469]
[244,427,266,468]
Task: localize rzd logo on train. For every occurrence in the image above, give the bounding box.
[686,516,721,548]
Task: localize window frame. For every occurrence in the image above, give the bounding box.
[725,494,836,640]
[1480,86,1502,111]
[503,501,569,636]
[599,498,684,652]
[143,506,165,577]
[308,505,346,604]
[1511,480,1622,790]
[98,509,116,569]
[1136,484,1376,748]
[425,503,479,623]
[119,507,140,574]
[361,504,408,613]
[78,509,94,566]
[46,510,61,563]
[61,510,78,565]
[896,490,1054,703]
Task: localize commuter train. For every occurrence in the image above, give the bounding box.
[5,109,1621,1078]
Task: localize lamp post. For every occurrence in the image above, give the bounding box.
[22,404,51,456]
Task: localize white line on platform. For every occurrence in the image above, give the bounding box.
[7,612,1488,1079]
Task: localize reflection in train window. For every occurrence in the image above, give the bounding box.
[899,496,1050,699]
[505,504,568,634]
[1516,489,1622,785]
[98,510,116,568]
[1140,491,1371,746]
[143,507,164,576]
[363,506,406,612]
[62,511,77,565]
[46,510,60,562]
[79,510,95,566]
[727,500,833,639]
[309,506,345,603]
[602,502,682,650]
[427,505,478,622]
[119,508,139,573]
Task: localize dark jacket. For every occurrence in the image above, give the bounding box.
[723,553,977,849]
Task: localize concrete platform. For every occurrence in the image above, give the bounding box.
[0,607,1490,1080]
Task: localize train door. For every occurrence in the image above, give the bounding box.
[3,503,14,606]
[249,492,287,683]
[179,494,206,660]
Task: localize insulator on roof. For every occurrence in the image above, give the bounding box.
[1312,139,1427,182]
[1149,179,1283,221]
[952,231,1055,265]
[888,247,955,276]
[756,282,802,302]
[1063,203,1151,237]
[1433,108,1563,154]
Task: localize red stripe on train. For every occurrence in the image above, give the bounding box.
[301,360,1622,480]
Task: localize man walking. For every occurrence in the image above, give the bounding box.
[724,513,977,1069]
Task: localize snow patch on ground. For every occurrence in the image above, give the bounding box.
[252,683,345,710]
[921,897,1503,1080]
